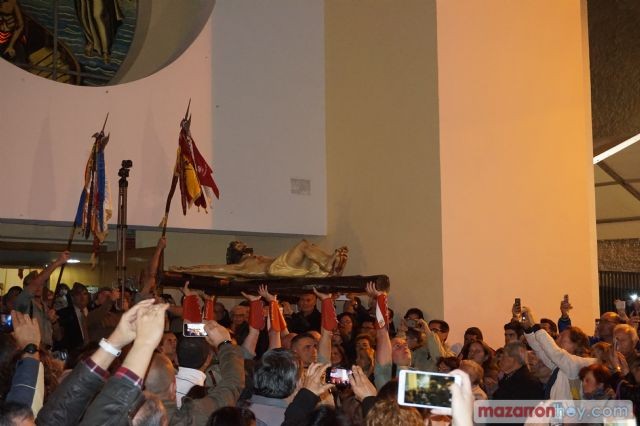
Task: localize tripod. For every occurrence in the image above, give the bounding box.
[116,160,132,309]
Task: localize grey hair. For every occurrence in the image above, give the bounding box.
[503,341,527,366]
[253,349,301,399]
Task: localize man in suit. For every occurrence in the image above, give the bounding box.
[56,283,91,354]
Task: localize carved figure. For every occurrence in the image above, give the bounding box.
[171,240,348,278]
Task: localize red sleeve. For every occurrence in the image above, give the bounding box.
[321,298,338,331]
[249,299,265,330]
[203,298,215,321]
[183,295,202,323]
[374,294,389,329]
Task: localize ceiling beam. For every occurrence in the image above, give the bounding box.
[596,216,640,224]
[0,241,106,253]
[597,161,640,203]
[596,178,640,187]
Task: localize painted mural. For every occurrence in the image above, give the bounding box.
[0,0,137,86]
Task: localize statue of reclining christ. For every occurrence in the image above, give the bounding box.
[170,240,348,278]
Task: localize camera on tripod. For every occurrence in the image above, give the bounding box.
[118,160,133,178]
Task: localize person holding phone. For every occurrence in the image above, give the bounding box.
[493,342,544,401]
[522,307,596,400]
[367,283,450,389]
[613,324,640,367]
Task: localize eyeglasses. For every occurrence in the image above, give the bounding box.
[430,328,443,333]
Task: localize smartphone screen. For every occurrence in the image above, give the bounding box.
[183,323,208,337]
[0,314,12,331]
[397,369,460,414]
[325,367,351,386]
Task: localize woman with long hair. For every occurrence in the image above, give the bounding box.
[459,339,499,397]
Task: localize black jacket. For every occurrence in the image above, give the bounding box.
[287,308,321,334]
[56,305,85,353]
[492,365,544,401]
[37,360,142,426]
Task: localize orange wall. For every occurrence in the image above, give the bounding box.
[437,0,599,348]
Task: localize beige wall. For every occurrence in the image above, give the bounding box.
[324,1,444,320]
[437,0,599,347]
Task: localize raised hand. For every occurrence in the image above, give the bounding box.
[521,307,535,329]
[134,302,169,347]
[12,310,41,349]
[301,362,334,396]
[448,369,474,426]
[182,281,195,297]
[241,291,261,302]
[560,298,573,316]
[204,320,232,348]
[365,281,382,298]
[415,318,430,334]
[108,298,155,348]
[349,365,377,401]
[313,287,331,301]
[55,251,71,266]
[258,284,276,302]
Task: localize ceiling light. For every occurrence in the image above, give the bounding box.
[67,259,80,264]
[593,132,640,164]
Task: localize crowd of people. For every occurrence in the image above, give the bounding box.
[1,237,639,425]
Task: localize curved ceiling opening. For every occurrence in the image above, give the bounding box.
[0,0,215,86]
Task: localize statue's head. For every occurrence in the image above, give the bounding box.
[226,241,254,264]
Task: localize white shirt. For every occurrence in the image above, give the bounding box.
[175,366,206,407]
[74,305,89,342]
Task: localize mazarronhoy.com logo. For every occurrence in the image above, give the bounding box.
[474,400,634,423]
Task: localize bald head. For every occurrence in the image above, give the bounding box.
[145,353,176,400]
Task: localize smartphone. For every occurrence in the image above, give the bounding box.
[325,367,351,387]
[405,319,417,328]
[514,298,522,314]
[183,323,208,337]
[0,314,12,331]
[397,369,460,414]
[564,294,569,303]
